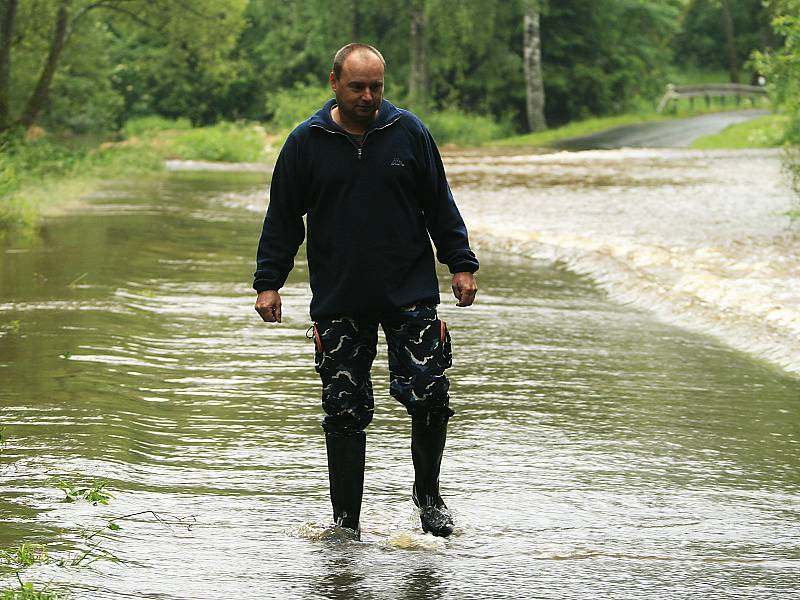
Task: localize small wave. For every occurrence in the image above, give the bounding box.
[454,148,800,375]
[293,521,361,542]
[385,529,448,551]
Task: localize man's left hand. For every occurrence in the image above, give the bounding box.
[452,272,477,307]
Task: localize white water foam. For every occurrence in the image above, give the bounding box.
[450,147,800,375]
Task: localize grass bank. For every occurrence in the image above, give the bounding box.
[690,114,789,148]
[0,118,272,238]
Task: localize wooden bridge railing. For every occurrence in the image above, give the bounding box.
[656,83,768,113]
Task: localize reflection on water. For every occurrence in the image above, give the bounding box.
[1,156,799,599]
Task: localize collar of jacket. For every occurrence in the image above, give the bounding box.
[308,98,403,133]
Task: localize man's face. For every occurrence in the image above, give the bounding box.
[330,51,384,126]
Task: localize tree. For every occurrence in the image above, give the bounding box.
[755,0,800,187]
[408,0,428,110]
[720,0,739,82]
[0,0,17,131]
[0,0,247,133]
[673,0,768,81]
[522,0,546,132]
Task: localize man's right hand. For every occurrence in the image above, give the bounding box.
[255,290,282,323]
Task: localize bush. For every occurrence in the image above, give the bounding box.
[122,115,192,138]
[169,122,267,162]
[418,108,512,146]
[265,84,333,132]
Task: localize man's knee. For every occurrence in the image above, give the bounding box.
[322,409,373,434]
[390,370,453,417]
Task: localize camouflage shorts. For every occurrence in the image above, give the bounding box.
[312,304,454,434]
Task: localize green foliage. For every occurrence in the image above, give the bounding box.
[4,0,787,138]
[755,1,800,194]
[0,577,58,600]
[108,0,250,125]
[419,108,512,146]
[541,0,683,125]
[690,114,789,148]
[122,116,192,138]
[0,125,167,235]
[55,479,113,506]
[672,0,769,76]
[0,545,49,569]
[265,85,333,132]
[169,122,267,162]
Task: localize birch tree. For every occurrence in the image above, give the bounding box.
[522,0,546,132]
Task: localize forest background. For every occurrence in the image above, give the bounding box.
[0,0,799,231]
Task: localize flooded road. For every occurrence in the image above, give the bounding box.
[1,149,799,599]
[552,109,771,149]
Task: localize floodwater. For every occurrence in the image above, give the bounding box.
[1,148,799,599]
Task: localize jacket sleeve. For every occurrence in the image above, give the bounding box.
[418,126,479,274]
[253,134,307,292]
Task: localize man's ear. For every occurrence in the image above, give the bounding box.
[329,71,337,92]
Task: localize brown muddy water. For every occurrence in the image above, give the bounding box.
[1,149,799,599]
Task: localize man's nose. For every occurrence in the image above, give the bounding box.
[361,88,373,101]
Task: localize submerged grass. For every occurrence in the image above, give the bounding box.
[1,576,59,600]
[0,119,271,237]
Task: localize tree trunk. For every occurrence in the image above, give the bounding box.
[0,0,17,132]
[720,0,739,83]
[523,2,546,132]
[19,0,70,128]
[408,0,428,111]
[351,0,360,40]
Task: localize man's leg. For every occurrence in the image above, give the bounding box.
[382,304,455,537]
[314,316,378,536]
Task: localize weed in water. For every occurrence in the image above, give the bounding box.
[66,273,88,289]
[0,574,58,600]
[54,479,113,506]
[0,544,49,568]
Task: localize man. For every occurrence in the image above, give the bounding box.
[253,43,478,539]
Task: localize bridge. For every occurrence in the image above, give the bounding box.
[657,83,768,113]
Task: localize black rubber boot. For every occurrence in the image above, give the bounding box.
[325,431,365,538]
[411,416,454,537]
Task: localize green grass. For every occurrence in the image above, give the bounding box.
[0,132,164,237]
[1,575,59,600]
[690,114,788,149]
[663,67,730,86]
[0,119,274,236]
[169,122,269,162]
[122,115,192,138]
[0,545,49,569]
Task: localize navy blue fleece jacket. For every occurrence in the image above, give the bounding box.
[253,98,479,319]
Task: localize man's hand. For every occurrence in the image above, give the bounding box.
[255,290,282,323]
[452,272,477,307]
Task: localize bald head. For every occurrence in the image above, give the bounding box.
[333,43,385,81]
[329,44,385,132]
